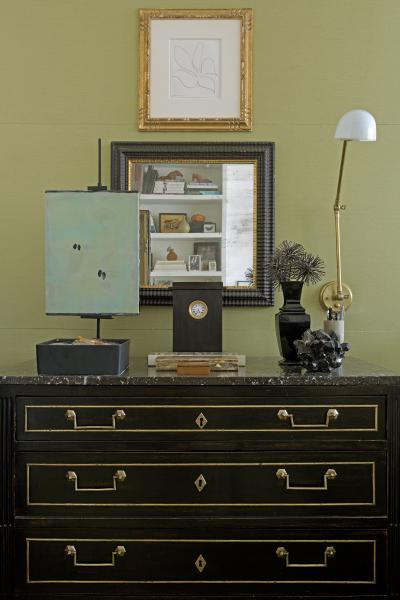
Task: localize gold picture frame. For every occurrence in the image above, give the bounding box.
[159,213,189,233]
[138,8,253,131]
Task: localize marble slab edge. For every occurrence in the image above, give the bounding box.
[1,374,400,386]
[0,358,398,386]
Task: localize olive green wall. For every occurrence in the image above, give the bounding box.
[1,0,399,370]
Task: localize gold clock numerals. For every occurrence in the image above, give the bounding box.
[188,300,208,320]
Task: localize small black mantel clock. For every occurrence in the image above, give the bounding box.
[172,282,222,352]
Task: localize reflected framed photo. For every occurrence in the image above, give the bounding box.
[159,213,188,233]
[189,255,202,271]
[237,280,250,287]
[138,8,253,131]
[203,222,216,233]
[194,242,220,271]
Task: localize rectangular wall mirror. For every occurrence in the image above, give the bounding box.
[111,142,274,306]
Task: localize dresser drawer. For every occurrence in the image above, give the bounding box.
[16,451,386,518]
[16,395,386,441]
[17,530,386,594]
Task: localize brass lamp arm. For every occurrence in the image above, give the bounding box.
[334,140,347,300]
[319,140,353,311]
[320,109,376,313]
[334,140,348,211]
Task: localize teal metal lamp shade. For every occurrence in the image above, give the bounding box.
[45,190,140,315]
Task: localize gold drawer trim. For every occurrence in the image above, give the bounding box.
[26,461,376,507]
[26,538,377,585]
[23,404,379,433]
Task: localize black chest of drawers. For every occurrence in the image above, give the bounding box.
[1,357,399,599]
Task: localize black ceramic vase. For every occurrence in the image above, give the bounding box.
[275,281,310,365]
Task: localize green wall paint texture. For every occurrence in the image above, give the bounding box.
[0,0,399,370]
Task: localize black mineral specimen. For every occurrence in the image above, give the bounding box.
[294,329,350,372]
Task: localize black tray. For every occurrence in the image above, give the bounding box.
[36,338,130,375]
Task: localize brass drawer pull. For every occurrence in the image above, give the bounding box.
[65,544,126,567]
[276,467,337,490]
[277,408,339,428]
[276,545,336,567]
[64,409,126,430]
[66,469,127,492]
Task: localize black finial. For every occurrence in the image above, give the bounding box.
[87,138,107,191]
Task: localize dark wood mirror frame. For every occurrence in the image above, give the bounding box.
[110,141,275,306]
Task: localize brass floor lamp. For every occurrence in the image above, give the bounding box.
[320,109,376,313]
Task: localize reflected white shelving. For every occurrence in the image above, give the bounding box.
[151,233,222,240]
[141,194,223,203]
[151,270,222,278]
[139,163,225,286]
[135,159,256,290]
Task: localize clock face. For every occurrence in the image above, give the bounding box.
[188,300,208,320]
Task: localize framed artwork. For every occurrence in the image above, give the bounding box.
[189,255,201,271]
[159,213,188,233]
[45,191,139,315]
[139,209,151,286]
[237,280,250,287]
[194,241,220,271]
[138,8,253,131]
[203,222,216,233]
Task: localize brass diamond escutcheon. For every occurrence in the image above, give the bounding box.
[195,412,208,429]
[195,554,206,573]
[194,474,207,492]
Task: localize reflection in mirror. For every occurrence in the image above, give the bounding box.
[110,141,275,306]
[130,160,255,289]
[225,163,254,287]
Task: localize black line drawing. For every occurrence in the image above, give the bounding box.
[171,40,218,98]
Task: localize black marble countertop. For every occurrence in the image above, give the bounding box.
[0,357,398,386]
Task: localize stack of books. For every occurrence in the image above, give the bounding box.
[153,180,166,194]
[151,178,185,194]
[165,179,185,194]
[153,260,187,272]
[139,210,151,285]
[142,165,159,194]
[186,181,219,194]
[130,164,145,192]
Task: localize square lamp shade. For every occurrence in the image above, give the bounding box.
[45,190,140,315]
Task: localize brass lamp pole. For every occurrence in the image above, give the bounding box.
[320,110,376,313]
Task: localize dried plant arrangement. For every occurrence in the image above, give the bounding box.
[268,240,325,288]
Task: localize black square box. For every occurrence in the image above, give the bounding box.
[36,339,130,375]
[172,282,222,353]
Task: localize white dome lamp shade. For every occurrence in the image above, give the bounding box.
[335,109,377,142]
[320,110,377,313]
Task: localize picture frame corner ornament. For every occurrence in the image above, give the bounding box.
[244,9,253,29]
